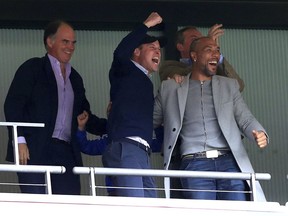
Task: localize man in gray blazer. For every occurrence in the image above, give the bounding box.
[153,36,268,201]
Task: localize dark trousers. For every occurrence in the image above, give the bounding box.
[17,139,80,195]
[102,139,157,198]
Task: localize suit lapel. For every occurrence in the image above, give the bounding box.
[177,74,190,120]
[44,55,59,120]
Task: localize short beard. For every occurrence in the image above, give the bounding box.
[203,65,215,77]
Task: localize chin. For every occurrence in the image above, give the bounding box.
[152,67,159,72]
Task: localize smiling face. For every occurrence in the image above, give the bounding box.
[190,37,220,79]
[177,28,202,58]
[46,24,76,65]
[133,40,161,74]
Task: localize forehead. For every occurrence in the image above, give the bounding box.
[55,24,75,38]
[142,40,160,48]
[197,38,218,49]
[183,28,202,39]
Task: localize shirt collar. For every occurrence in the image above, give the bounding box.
[48,54,71,78]
[131,60,151,77]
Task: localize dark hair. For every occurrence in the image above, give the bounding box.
[189,36,210,53]
[43,20,73,49]
[175,26,198,46]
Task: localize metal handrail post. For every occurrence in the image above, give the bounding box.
[12,125,19,165]
[45,170,52,195]
[250,173,256,201]
[90,167,96,196]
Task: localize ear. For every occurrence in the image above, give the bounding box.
[176,43,184,52]
[46,37,54,48]
[190,51,196,61]
[133,48,141,57]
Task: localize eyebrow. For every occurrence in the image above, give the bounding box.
[203,44,219,49]
[62,39,77,44]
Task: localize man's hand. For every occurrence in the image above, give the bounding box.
[144,12,162,28]
[19,143,29,165]
[168,74,185,84]
[207,24,224,45]
[252,130,268,148]
[77,111,89,131]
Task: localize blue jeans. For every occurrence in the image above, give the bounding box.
[179,152,249,200]
[102,139,157,198]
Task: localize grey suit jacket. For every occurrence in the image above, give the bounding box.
[153,73,268,201]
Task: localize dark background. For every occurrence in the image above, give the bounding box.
[1,0,287,60]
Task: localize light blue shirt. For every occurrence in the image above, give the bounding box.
[48,54,74,142]
[131,60,151,78]
[18,55,75,144]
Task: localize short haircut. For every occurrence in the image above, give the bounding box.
[189,36,210,53]
[175,26,198,46]
[43,20,73,49]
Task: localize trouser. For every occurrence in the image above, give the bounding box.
[102,138,157,198]
[17,139,80,195]
[179,152,250,201]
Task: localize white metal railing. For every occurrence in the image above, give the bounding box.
[0,122,65,194]
[73,166,271,201]
[0,121,272,199]
[0,122,44,165]
[0,164,65,194]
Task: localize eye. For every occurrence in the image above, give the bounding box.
[62,39,69,45]
[150,46,160,51]
[62,39,76,45]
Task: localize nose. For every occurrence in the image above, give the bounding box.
[67,41,75,50]
[212,49,220,58]
[155,48,161,55]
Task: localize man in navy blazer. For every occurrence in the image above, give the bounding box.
[4,20,107,195]
[154,36,268,201]
[102,12,166,197]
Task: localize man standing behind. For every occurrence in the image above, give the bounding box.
[102,12,165,197]
[4,20,107,195]
[154,36,268,201]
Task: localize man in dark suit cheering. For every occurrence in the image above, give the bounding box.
[102,12,165,197]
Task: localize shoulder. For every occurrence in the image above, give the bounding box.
[161,78,180,89]
[214,75,237,84]
[19,56,45,68]
[159,60,191,81]
[14,56,46,78]
[213,75,240,91]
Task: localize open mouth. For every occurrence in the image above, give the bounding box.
[152,57,159,65]
[64,50,73,56]
[208,60,218,66]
